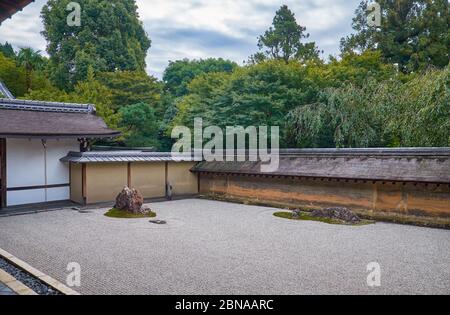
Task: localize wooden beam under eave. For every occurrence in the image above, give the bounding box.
[0,138,7,208]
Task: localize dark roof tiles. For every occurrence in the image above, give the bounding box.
[61,151,194,163]
[0,98,120,138]
[0,0,34,24]
[191,148,450,184]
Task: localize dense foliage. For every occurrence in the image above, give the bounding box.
[163,58,237,97]
[287,68,449,148]
[341,0,449,73]
[41,0,151,90]
[0,3,448,150]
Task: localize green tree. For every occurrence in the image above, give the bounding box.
[71,68,120,132]
[310,50,399,89]
[17,48,45,92]
[119,102,160,147]
[25,67,121,137]
[98,71,162,112]
[158,94,180,150]
[0,42,16,59]
[169,71,230,130]
[384,68,449,146]
[287,67,449,148]
[252,5,321,64]
[0,53,26,97]
[287,81,385,148]
[341,0,449,73]
[24,85,71,103]
[163,58,237,97]
[170,60,321,146]
[41,0,151,90]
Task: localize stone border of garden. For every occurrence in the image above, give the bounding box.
[0,269,37,295]
[0,248,80,295]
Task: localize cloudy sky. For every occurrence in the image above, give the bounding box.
[0,0,361,79]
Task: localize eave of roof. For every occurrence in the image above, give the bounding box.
[191,148,450,184]
[0,0,34,24]
[60,151,195,163]
[0,133,120,139]
[60,148,450,184]
[0,98,95,113]
[0,98,120,139]
[0,81,15,99]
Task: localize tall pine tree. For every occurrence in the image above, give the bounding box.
[41,0,151,90]
[341,0,449,73]
[251,5,321,64]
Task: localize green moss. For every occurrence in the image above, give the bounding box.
[104,208,156,219]
[200,194,450,230]
[273,211,374,226]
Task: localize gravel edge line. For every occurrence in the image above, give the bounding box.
[0,248,80,295]
[0,269,37,295]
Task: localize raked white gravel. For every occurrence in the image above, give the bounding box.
[0,199,449,295]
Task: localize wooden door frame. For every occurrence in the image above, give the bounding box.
[0,138,6,208]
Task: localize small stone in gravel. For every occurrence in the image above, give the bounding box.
[149,220,167,225]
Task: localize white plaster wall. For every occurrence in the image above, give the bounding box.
[46,140,78,185]
[7,189,72,207]
[6,139,45,188]
[6,139,78,206]
[47,187,71,202]
[7,189,46,206]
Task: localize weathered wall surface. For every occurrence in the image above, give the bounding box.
[168,162,198,195]
[70,163,83,204]
[85,163,128,204]
[199,174,450,218]
[130,163,166,198]
[70,161,199,205]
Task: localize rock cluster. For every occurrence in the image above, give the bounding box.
[311,207,361,223]
[115,186,149,215]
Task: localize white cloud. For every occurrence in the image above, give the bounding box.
[0,0,361,78]
[0,0,47,52]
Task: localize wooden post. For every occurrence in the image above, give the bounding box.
[81,164,87,205]
[69,162,72,201]
[0,138,6,208]
[165,162,168,197]
[127,162,131,187]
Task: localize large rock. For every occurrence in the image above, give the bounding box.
[114,186,145,214]
[311,207,361,223]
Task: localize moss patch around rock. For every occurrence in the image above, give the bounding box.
[104,208,157,219]
[273,211,374,226]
